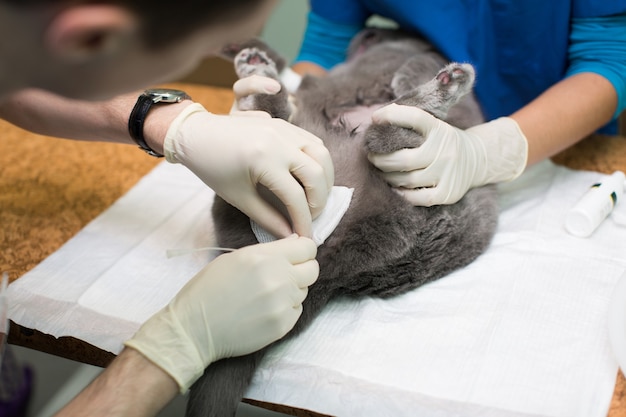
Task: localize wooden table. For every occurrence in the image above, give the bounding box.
[2,83,624,416]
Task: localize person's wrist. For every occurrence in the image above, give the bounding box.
[162,102,211,165]
[118,347,180,403]
[467,117,528,185]
[490,117,528,180]
[124,302,217,393]
[142,99,194,157]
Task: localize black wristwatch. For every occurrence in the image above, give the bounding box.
[128,88,191,157]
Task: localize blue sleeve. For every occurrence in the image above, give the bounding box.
[566,13,626,120]
[309,0,370,24]
[293,11,365,70]
[573,1,626,18]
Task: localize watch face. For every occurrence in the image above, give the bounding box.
[145,88,189,103]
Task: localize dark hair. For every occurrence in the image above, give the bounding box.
[4,0,266,48]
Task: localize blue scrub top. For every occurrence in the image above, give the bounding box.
[302,0,626,126]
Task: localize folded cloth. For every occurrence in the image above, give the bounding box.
[251,186,354,246]
[7,163,215,353]
[7,160,626,417]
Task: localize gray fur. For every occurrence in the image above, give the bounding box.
[187,28,498,417]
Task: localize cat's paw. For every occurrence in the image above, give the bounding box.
[232,47,291,119]
[393,62,476,120]
[364,122,426,154]
[433,63,475,100]
[234,47,279,79]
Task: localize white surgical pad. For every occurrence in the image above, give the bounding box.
[7,161,626,417]
[251,186,354,246]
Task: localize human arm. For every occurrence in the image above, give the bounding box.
[517,14,625,164]
[512,72,616,165]
[55,236,319,416]
[368,72,616,205]
[54,348,179,417]
[0,88,334,238]
[0,89,148,145]
[291,62,327,77]
[293,6,365,71]
[368,13,625,206]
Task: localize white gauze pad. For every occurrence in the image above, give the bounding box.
[251,186,354,246]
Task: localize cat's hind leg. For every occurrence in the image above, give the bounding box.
[389,53,444,98]
[365,62,476,154]
[398,62,475,118]
[233,46,292,120]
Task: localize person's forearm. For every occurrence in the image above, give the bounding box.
[0,89,139,143]
[0,89,191,155]
[54,348,178,417]
[292,61,327,77]
[511,72,617,166]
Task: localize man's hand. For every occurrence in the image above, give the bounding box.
[125,236,318,392]
[164,103,333,238]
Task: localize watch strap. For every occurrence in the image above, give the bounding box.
[128,91,191,158]
[128,94,162,157]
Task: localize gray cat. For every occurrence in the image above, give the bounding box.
[187,28,498,417]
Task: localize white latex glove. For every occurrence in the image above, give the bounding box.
[230,74,282,115]
[368,104,528,206]
[125,235,318,392]
[164,103,333,238]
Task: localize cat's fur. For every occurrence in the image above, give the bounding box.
[187,28,498,417]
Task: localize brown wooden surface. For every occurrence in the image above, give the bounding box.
[1,83,624,415]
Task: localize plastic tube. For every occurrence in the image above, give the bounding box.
[165,247,235,258]
[565,171,626,237]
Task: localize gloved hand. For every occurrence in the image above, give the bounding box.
[368,104,528,206]
[124,235,318,392]
[230,70,302,114]
[164,103,333,238]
